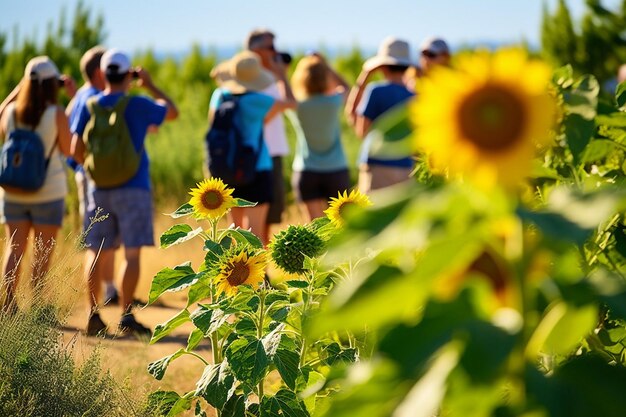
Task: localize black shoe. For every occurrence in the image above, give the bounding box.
[104,289,119,305]
[119,314,152,339]
[86,313,108,337]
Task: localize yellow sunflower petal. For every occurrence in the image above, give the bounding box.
[410,48,557,189]
[189,178,236,220]
[325,189,372,227]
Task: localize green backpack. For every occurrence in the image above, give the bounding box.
[83,95,141,188]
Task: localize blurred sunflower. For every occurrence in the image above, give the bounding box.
[325,189,372,227]
[214,249,267,297]
[410,48,557,188]
[189,178,236,219]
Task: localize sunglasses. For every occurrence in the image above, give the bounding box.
[421,50,438,59]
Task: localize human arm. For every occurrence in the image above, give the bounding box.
[55,107,73,157]
[345,66,378,126]
[0,83,20,127]
[134,67,179,121]
[264,59,297,122]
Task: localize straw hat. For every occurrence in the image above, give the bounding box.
[363,37,414,71]
[210,60,233,86]
[221,51,274,94]
[420,37,450,55]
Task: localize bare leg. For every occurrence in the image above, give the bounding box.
[2,222,30,310]
[304,199,328,222]
[84,247,115,313]
[231,207,247,229]
[246,204,270,246]
[120,246,141,315]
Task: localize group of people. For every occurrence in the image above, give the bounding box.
[0,29,450,337]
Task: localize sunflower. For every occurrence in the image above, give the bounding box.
[189,178,236,219]
[325,189,372,227]
[214,249,268,297]
[410,48,557,189]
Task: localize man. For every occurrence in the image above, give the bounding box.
[71,48,178,337]
[419,37,451,75]
[346,37,416,193]
[66,45,119,306]
[245,29,296,242]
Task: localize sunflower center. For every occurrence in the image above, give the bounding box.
[226,261,250,287]
[201,190,224,210]
[458,84,526,152]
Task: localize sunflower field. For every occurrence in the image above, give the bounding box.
[145,47,626,417]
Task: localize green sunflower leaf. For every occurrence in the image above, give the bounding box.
[160,224,203,249]
[234,198,257,207]
[225,337,270,387]
[148,349,186,380]
[194,361,236,410]
[151,308,191,344]
[167,203,194,218]
[259,389,309,417]
[149,263,204,304]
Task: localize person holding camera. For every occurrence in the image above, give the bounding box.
[0,56,76,314]
[246,29,296,239]
[345,37,416,194]
[71,48,178,337]
[65,46,120,306]
[290,53,351,221]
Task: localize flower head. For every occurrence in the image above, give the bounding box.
[189,178,236,220]
[270,225,325,274]
[214,249,268,297]
[325,189,372,227]
[410,48,557,189]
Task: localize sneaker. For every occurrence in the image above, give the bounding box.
[104,288,119,305]
[86,313,108,337]
[119,314,152,339]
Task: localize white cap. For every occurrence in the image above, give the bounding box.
[421,37,450,55]
[100,48,131,74]
[25,56,60,82]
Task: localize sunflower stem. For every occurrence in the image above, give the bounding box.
[257,288,266,400]
[208,284,222,417]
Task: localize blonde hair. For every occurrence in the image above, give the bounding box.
[291,56,329,100]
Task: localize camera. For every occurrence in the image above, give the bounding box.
[57,78,65,87]
[274,52,292,65]
[131,69,140,79]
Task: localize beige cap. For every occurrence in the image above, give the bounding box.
[25,56,60,82]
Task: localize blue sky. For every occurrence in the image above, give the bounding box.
[0,0,621,55]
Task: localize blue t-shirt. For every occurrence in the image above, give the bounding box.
[357,81,414,168]
[292,93,348,172]
[74,91,168,190]
[209,88,274,172]
[67,85,100,171]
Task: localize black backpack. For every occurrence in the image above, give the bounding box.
[205,94,263,187]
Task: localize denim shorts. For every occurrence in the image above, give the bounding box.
[83,187,154,250]
[1,199,65,226]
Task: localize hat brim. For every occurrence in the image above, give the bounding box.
[221,68,274,94]
[363,56,414,72]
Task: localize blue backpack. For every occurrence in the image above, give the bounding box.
[0,113,54,192]
[205,94,263,187]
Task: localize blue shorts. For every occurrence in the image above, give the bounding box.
[1,199,65,226]
[83,187,154,250]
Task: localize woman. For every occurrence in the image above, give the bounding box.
[290,54,351,221]
[0,56,75,312]
[208,51,294,245]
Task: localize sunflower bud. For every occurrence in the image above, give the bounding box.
[270,225,325,274]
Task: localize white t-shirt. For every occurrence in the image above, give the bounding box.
[2,103,67,203]
[261,83,289,157]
